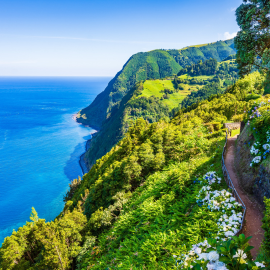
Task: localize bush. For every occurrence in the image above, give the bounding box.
[261,197,270,266]
[211,122,222,131]
[232,114,244,122]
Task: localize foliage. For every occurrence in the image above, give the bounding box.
[0,207,86,269]
[77,40,237,168]
[223,54,236,61]
[78,146,228,269]
[260,197,270,266]
[242,97,270,167]
[178,58,218,76]
[181,82,223,109]
[172,39,236,68]
[82,58,240,168]
[235,0,270,77]
[1,60,268,268]
[175,234,265,270]
[76,50,182,128]
[226,71,265,100]
[64,176,82,202]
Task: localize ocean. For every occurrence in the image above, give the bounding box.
[0,76,111,245]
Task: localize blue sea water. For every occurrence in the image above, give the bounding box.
[0,76,111,244]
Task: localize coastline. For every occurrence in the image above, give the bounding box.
[72,114,98,175]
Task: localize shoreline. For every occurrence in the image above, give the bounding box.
[72,113,99,176]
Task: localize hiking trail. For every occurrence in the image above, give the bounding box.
[224,136,264,258]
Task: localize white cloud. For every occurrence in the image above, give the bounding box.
[224,32,237,39]
[230,7,237,12]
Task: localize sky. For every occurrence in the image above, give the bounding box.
[0,0,242,76]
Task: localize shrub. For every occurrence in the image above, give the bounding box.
[261,197,270,266]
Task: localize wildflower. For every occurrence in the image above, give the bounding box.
[255,262,265,268]
[208,251,219,261]
[198,253,208,260]
[233,249,247,259]
[194,247,202,254]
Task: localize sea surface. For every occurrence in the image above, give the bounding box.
[0,76,111,245]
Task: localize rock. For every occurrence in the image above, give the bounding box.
[235,125,270,205]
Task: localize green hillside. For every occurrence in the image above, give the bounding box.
[137,79,192,109]
[76,39,236,129]
[82,58,238,168]
[76,50,182,128]
[1,72,268,269]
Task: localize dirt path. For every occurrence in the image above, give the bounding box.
[225,136,264,258]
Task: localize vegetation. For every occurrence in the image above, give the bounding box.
[177,58,218,76]
[260,198,270,266]
[0,207,86,269]
[235,0,270,78]
[3,2,270,266]
[1,70,268,269]
[82,57,239,168]
[231,128,240,137]
[76,40,237,168]
[76,50,182,128]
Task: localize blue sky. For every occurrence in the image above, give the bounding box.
[0,0,242,76]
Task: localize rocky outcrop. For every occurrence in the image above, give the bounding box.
[235,125,255,192]
[235,124,270,205]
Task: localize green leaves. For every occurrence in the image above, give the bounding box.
[0,208,86,270]
[235,0,270,77]
[29,207,38,223]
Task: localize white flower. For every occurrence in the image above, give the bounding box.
[251,156,261,164]
[233,249,247,259]
[207,263,215,270]
[255,262,265,268]
[225,231,234,237]
[215,262,229,270]
[208,251,219,262]
[194,247,202,254]
[263,144,270,150]
[198,253,208,260]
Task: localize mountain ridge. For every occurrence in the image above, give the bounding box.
[77,39,235,129]
[77,39,237,169]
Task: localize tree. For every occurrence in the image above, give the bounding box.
[0,208,86,270]
[235,0,270,77]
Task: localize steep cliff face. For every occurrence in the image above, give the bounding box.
[77,39,236,129]
[235,124,270,205]
[76,50,182,128]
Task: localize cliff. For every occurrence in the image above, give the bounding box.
[77,39,236,129]
[79,39,237,168]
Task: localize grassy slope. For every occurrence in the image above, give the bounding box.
[138,79,198,110]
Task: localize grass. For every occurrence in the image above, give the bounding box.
[136,72,222,111]
[180,42,215,50]
[140,80,174,98]
[138,80,194,110]
[178,74,214,81]
[219,59,236,65]
[231,128,240,137]
[162,91,190,109]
